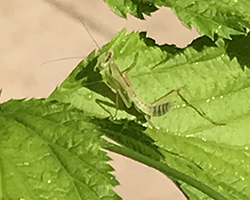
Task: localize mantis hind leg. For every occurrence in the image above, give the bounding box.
[177,92,226,126]
[151,85,187,106]
[175,86,226,125]
[152,85,225,126]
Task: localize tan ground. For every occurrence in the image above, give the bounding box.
[0,0,199,199]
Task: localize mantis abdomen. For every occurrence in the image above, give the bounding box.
[151,102,174,116]
[129,89,174,117]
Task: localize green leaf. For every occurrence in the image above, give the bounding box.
[103,0,250,38]
[103,0,158,19]
[0,99,119,200]
[49,29,250,199]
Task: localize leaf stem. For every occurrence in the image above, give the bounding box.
[106,144,228,200]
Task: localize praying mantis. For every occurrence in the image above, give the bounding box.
[97,49,226,130]
[98,50,185,130]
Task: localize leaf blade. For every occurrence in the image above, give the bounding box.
[0,99,119,200]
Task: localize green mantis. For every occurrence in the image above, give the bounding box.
[97,50,185,130]
[96,49,226,130]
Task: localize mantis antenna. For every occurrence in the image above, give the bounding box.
[41,0,101,66]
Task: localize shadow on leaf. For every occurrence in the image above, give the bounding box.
[92,117,164,161]
[225,32,250,70]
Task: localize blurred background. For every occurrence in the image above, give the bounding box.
[0,0,199,199]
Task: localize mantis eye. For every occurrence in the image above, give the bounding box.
[100,50,114,68]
